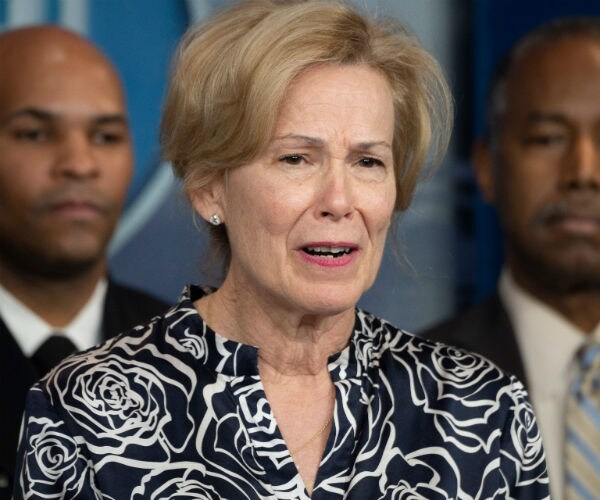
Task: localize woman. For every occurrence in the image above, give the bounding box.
[14,1,548,498]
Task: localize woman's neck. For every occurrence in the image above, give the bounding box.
[194,276,344,493]
[194,277,355,376]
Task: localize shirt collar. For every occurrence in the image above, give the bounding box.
[498,269,600,393]
[0,279,108,356]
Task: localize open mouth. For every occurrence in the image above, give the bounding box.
[302,246,354,259]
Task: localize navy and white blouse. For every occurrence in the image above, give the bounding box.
[14,286,549,499]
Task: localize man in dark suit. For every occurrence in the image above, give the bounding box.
[422,18,600,499]
[0,26,168,496]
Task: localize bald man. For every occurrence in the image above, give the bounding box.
[0,26,167,495]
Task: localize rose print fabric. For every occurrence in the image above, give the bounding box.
[14,285,549,499]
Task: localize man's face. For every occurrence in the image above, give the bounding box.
[480,37,600,294]
[0,41,133,279]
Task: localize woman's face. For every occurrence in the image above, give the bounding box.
[199,64,396,316]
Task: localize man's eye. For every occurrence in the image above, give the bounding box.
[358,157,384,167]
[279,154,305,165]
[92,132,125,145]
[13,129,48,142]
[524,135,565,146]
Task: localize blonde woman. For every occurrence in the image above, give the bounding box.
[15,1,548,498]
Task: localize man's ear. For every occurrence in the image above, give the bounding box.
[472,138,497,205]
[189,175,225,223]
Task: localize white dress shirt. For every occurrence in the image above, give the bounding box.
[0,279,107,356]
[499,270,600,499]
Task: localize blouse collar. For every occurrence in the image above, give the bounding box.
[164,285,379,381]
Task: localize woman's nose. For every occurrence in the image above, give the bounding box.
[316,163,354,220]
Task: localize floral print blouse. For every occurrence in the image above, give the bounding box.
[14,286,549,499]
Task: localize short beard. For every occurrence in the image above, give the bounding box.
[504,191,600,295]
[509,241,600,296]
[0,242,101,282]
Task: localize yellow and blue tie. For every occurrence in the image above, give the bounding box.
[565,343,600,499]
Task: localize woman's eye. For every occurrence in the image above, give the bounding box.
[358,157,384,168]
[279,154,305,165]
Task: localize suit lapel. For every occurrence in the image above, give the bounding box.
[422,292,529,388]
[461,293,528,386]
[101,278,169,341]
[0,316,39,490]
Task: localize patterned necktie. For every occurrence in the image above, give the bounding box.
[565,343,600,499]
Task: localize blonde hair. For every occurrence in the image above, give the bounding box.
[162,0,453,267]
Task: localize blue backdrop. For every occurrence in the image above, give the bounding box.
[5,0,600,331]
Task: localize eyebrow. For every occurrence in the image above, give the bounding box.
[526,111,569,126]
[0,107,128,127]
[273,134,392,150]
[273,134,324,146]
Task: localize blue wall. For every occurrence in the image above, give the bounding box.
[7,0,600,330]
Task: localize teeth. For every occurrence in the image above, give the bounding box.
[305,246,352,257]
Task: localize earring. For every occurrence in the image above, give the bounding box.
[209,213,222,226]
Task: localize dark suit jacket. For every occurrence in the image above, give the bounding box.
[0,280,168,498]
[421,291,528,388]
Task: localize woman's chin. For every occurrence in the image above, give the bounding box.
[290,288,363,317]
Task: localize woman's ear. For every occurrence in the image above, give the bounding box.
[189,175,226,223]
